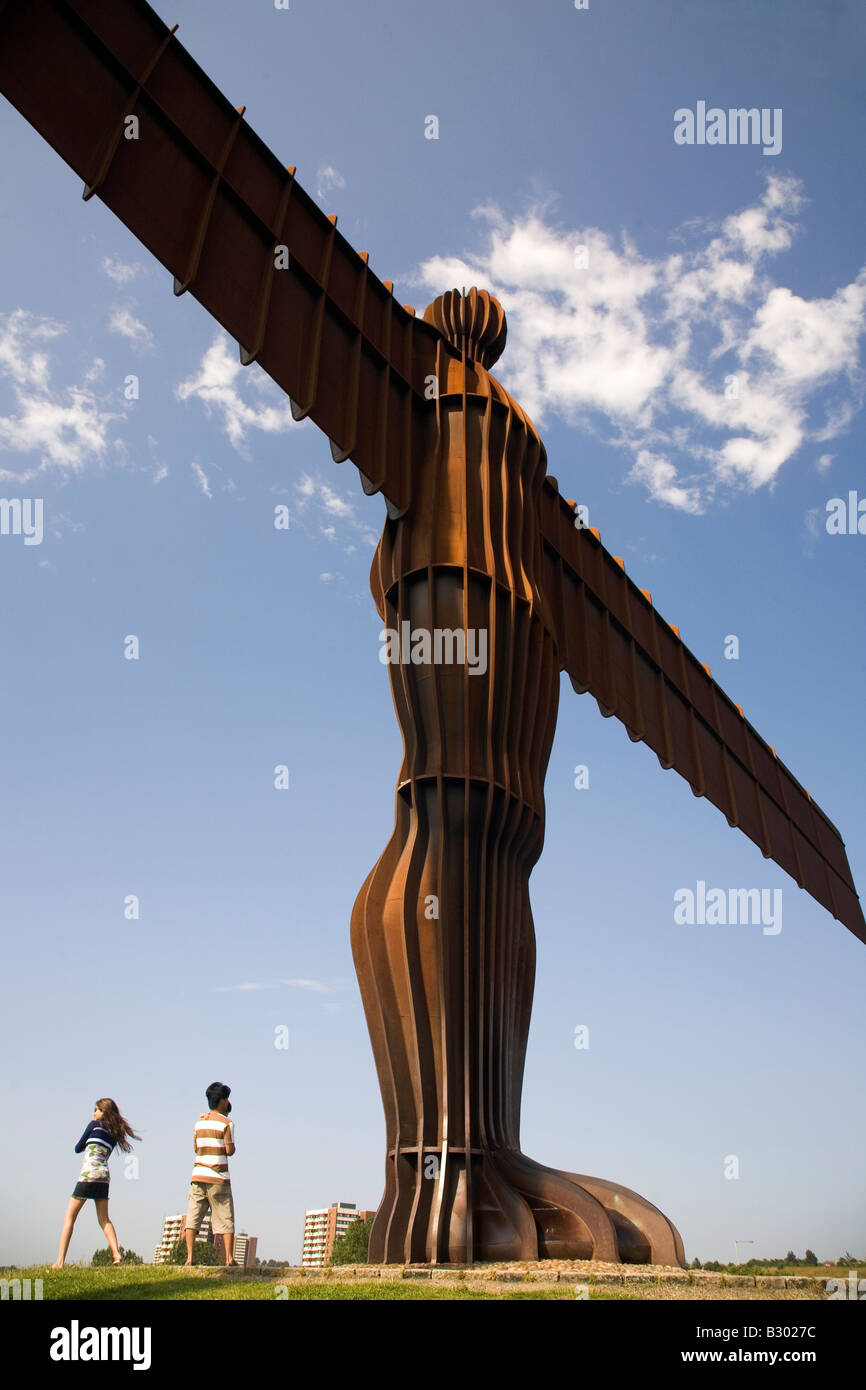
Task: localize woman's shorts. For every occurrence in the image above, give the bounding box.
[72,1181,109,1200]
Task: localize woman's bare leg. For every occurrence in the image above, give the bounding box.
[94,1198,121,1262]
[52,1197,84,1267]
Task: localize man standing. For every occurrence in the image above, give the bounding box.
[184,1082,237,1267]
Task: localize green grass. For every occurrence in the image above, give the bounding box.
[5,1262,844,1301]
[2,1266,582,1300]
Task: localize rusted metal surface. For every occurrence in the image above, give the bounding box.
[356,289,684,1262]
[0,0,443,516]
[1,0,862,1265]
[539,493,866,944]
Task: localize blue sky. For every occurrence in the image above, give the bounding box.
[1,0,864,1268]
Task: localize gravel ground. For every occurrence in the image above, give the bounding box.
[193,1261,829,1298]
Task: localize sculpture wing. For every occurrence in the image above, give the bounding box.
[538,480,866,944]
[0,0,438,515]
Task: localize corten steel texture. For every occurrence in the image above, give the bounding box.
[355,288,684,1263]
[1,0,860,949]
[1,0,863,1263]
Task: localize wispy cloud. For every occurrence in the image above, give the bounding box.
[804,506,823,558]
[0,310,116,481]
[191,460,212,499]
[216,976,339,994]
[177,333,301,453]
[101,256,144,286]
[293,472,379,548]
[316,164,345,202]
[108,305,154,350]
[216,982,276,993]
[413,175,866,513]
[629,449,703,515]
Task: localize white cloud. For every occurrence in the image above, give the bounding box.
[316,164,345,201]
[293,472,379,547]
[742,279,866,386]
[0,310,115,481]
[191,461,212,498]
[0,309,64,390]
[804,505,823,558]
[101,256,143,286]
[177,334,300,452]
[108,306,154,350]
[191,461,214,500]
[48,511,86,540]
[218,976,338,994]
[279,977,332,993]
[628,450,703,514]
[215,981,276,993]
[413,174,866,512]
[319,483,354,519]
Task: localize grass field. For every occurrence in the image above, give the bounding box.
[4,1267,582,1300]
[0,1264,843,1301]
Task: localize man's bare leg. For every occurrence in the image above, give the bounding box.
[184,1226,196,1265]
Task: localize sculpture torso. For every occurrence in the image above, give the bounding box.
[370,303,559,808]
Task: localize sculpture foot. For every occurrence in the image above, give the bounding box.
[368,1147,684,1266]
[498,1151,685,1266]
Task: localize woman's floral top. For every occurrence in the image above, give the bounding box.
[74,1121,115,1182]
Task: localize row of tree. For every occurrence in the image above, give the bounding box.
[90,1222,374,1267]
[92,1241,221,1266]
[690,1250,862,1272]
[91,1246,142,1265]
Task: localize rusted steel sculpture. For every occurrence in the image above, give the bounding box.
[1,0,863,1265]
[354,286,687,1264]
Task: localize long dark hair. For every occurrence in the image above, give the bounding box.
[95,1098,140,1153]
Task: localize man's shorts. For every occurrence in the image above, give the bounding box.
[186,1180,235,1235]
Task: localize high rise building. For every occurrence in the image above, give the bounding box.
[232,1232,258,1268]
[301,1202,375,1267]
[153,1210,213,1263]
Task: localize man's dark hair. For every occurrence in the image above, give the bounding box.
[206,1082,231,1110]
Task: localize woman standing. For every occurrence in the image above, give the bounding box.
[51,1098,140,1268]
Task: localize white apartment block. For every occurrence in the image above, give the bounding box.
[301,1201,374,1267]
[153,1210,212,1263]
[233,1232,259,1267]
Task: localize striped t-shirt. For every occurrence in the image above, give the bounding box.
[191,1112,233,1183]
